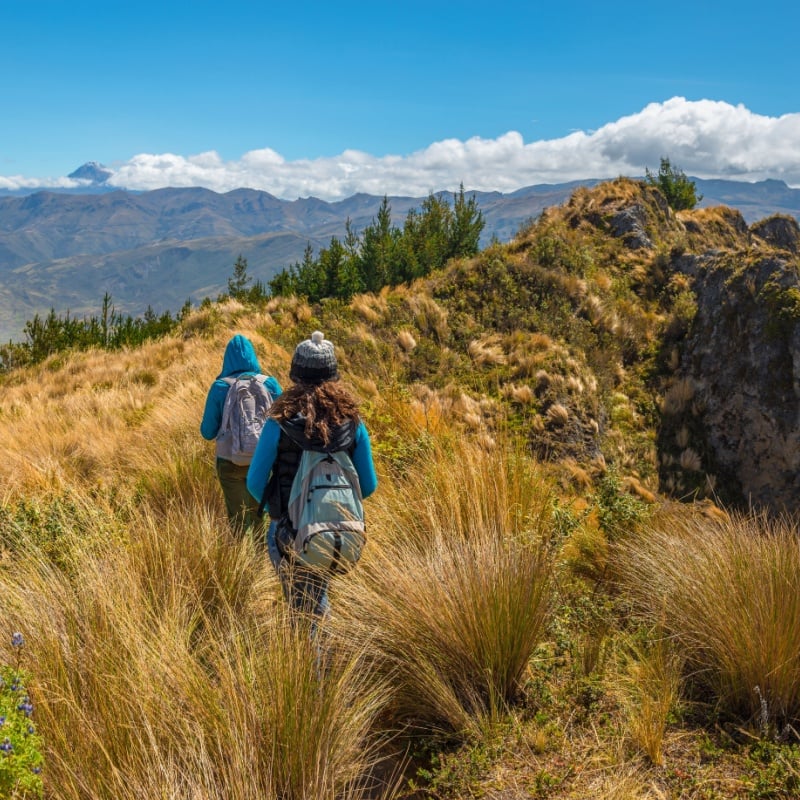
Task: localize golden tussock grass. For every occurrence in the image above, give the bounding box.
[396,329,417,352]
[0,323,290,498]
[661,376,695,416]
[546,403,570,427]
[404,294,449,341]
[677,206,749,250]
[621,476,657,505]
[1,495,393,799]
[678,447,702,472]
[502,383,535,405]
[334,435,557,736]
[468,334,507,366]
[583,294,619,334]
[611,634,684,766]
[675,426,690,449]
[350,295,383,325]
[614,510,800,727]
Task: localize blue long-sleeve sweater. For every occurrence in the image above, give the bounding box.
[246,418,378,510]
[200,334,282,440]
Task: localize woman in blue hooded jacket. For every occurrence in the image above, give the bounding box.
[247,331,377,622]
[201,334,282,541]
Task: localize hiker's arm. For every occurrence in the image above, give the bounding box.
[247,419,281,502]
[200,381,227,440]
[265,376,283,399]
[352,422,378,499]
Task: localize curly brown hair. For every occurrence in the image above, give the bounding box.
[270,381,361,445]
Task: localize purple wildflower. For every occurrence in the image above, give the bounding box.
[11,632,23,648]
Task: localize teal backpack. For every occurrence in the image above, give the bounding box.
[281,448,366,574]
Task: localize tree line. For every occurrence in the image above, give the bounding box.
[267,186,485,301]
[0,293,188,371]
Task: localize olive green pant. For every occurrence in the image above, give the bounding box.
[216,457,265,545]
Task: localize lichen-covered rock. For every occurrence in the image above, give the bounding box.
[609,204,654,249]
[661,252,800,512]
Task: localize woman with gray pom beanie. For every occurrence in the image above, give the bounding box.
[247,331,377,623]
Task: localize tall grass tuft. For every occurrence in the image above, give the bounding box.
[0,492,392,799]
[335,437,556,738]
[614,509,800,729]
[612,634,683,765]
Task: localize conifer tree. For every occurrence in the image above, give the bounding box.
[227,254,251,298]
[449,183,485,258]
[645,157,702,211]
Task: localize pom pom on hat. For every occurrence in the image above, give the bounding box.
[290,331,339,384]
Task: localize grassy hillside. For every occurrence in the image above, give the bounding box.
[2,179,800,799]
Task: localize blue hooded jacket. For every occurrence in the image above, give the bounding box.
[200,335,282,441]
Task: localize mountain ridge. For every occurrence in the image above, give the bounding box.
[2,175,800,342]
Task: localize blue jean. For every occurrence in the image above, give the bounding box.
[266,521,330,623]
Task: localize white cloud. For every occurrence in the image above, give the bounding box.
[5,98,800,199]
[0,175,85,191]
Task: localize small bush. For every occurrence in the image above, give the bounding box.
[645,157,702,211]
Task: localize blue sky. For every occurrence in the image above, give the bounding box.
[2,0,799,199]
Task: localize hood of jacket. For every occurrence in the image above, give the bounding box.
[279,414,356,453]
[218,334,261,379]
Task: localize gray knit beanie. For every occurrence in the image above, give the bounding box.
[289,331,339,384]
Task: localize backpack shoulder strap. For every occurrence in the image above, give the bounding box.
[258,425,296,519]
[217,376,238,436]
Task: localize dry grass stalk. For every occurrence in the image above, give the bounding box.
[396,329,417,352]
[351,293,386,324]
[0,499,391,799]
[546,403,570,426]
[506,384,535,404]
[679,448,702,472]
[661,377,695,416]
[405,294,449,341]
[612,635,683,766]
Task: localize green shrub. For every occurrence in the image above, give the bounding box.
[594,469,650,539]
[645,157,702,211]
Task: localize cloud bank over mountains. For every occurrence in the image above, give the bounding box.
[3,98,799,200]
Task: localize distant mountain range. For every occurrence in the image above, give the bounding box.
[1,167,799,343]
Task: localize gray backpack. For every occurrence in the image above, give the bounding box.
[282,449,366,574]
[216,374,273,465]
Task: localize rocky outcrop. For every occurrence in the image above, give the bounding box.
[559,178,680,249]
[677,206,750,251]
[750,214,800,253]
[608,204,655,249]
[660,249,800,513]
